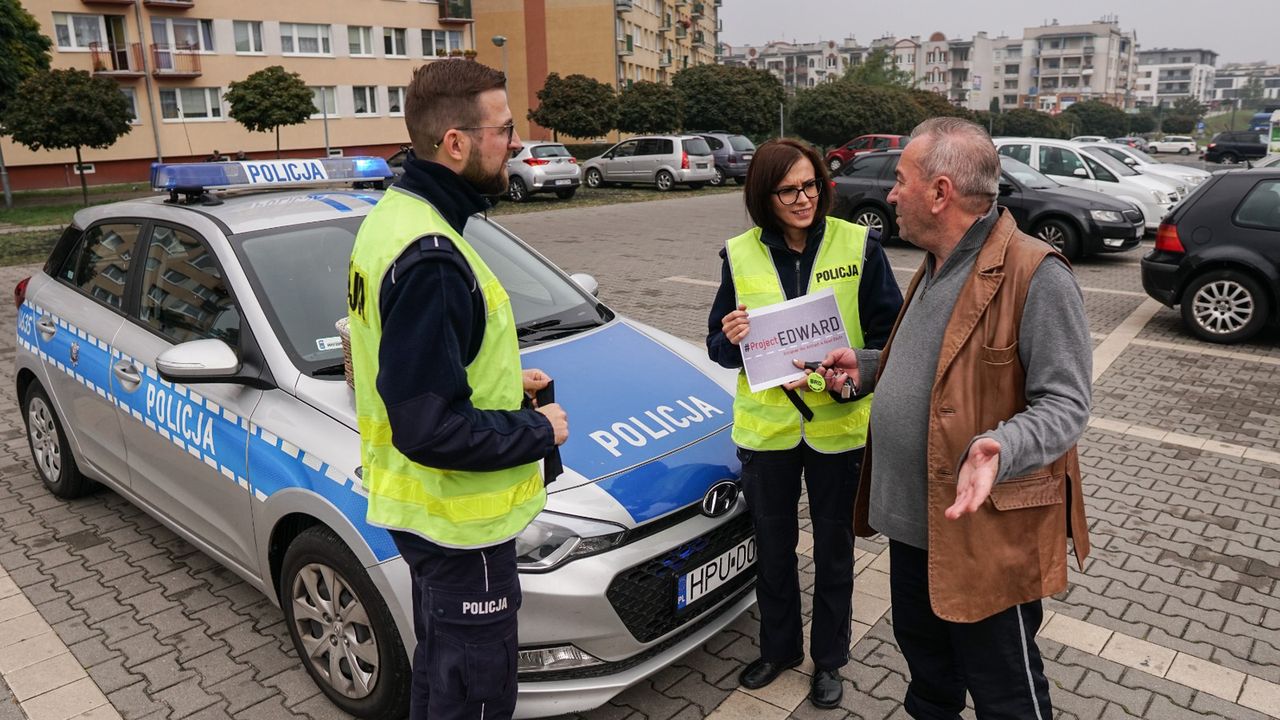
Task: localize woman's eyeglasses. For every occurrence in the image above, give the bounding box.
[773,179,822,205]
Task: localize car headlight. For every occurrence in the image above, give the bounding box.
[515,512,627,572]
[1150,190,1165,202]
[1090,210,1123,223]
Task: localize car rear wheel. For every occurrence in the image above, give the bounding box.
[1033,218,1081,261]
[23,384,93,499]
[828,157,843,173]
[554,188,576,200]
[281,526,410,720]
[709,167,725,186]
[585,168,604,188]
[1179,148,1190,155]
[1181,270,1270,344]
[852,206,889,238]
[1221,152,1240,165]
[655,170,675,191]
[507,177,528,203]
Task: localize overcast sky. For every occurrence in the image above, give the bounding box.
[721,1,1275,65]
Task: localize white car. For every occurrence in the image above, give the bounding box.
[1080,142,1211,188]
[1069,135,1108,144]
[994,138,1181,231]
[1147,136,1199,155]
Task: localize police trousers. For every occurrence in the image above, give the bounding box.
[392,531,521,720]
[738,444,861,671]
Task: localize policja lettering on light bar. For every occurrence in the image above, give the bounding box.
[589,395,725,458]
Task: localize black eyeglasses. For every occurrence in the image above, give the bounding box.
[773,179,822,205]
[434,121,516,149]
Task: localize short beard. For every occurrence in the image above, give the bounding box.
[461,144,508,196]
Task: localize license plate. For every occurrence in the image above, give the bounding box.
[697,163,708,169]
[555,179,572,185]
[742,154,753,161]
[677,536,755,610]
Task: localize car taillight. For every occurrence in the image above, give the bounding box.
[14,277,30,309]
[728,153,738,163]
[681,152,689,170]
[568,157,577,164]
[1208,143,1217,149]
[1154,223,1184,253]
[523,158,549,166]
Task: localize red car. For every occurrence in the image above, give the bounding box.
[824,134,908,173]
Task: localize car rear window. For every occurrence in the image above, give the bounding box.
[532,145,571,159]
[728,135,755,151]
[1234,179,1280,230]
[683,137,712,156]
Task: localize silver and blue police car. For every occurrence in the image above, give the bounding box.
[13,157,756,719]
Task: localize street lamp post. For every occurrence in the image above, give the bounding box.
[491,35,508,79]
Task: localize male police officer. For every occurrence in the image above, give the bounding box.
[346,61,569,720]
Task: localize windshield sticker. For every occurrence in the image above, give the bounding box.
[316,336,343,352]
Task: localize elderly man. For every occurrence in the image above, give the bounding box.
[813,117,1091,718]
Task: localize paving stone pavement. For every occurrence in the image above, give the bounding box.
[1,191,1279,719]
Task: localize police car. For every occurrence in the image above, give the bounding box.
[13,158,755,719]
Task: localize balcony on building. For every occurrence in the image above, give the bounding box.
[142,0,194,8]
[439,0,473,24]
[617,34,633,56]
[80,0,136,5]
[675,25,688,39]
[659,49,672,67]
[1083,43,1095,54]
[692,31,707,48]
[615,0,633,10]
[691,3,704,18]
[151,43,201,77]
[90,42,144,77]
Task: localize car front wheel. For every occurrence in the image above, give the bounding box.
[23,383,93,499]
[1179,148,1190,155]
[828,157,843,173]
[1181,269,1270,344]
[507,177,528,202]
[585,168,604,188]
[281,526,410,720]
[1033,218,1081,261]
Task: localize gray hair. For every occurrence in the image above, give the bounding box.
[909,117,999,206]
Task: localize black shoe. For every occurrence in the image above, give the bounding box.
[810,668,843,709]
[738,656,804,689]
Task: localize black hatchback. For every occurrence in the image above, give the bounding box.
[1141,168,1280,343]
[831,151,1144,260]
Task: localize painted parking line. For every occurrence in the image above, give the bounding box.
[1130,338,1280,368]
[1091,298,1165,383]
[663,275,720,288]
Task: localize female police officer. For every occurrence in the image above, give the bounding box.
[706,139,902,709]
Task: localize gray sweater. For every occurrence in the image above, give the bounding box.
[856,205,1092,550]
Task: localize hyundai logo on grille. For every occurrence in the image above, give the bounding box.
[701,481,739,518]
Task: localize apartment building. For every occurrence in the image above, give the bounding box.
[472,0,720,142]
[1135,48,1217,107]
[1021,18,1138,113]
[5,0,480,190]
[719,37,865,90]
[1211,62,1280,107]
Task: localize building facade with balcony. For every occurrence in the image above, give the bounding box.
[1021,17,1138,113]
[6,0,478,190]
[1134,48,1218,107]
[1210,62,1280,107]
[719,37,866,91]
[472,0,719,143]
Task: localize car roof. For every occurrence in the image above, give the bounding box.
[71,188,381,236]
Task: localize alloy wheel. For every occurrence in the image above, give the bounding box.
[1191,280,1254,336]
[27,397,61,482]
[290,562,381,700]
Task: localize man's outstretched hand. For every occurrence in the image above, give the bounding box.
[946,437,1000,520]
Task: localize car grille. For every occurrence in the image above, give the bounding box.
[606,512,755,643]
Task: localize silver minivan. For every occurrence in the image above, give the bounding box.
[581,136,717,191]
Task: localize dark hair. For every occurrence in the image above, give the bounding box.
[742,139,832,234]
[405,60,507,157]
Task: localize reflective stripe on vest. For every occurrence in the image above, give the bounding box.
[347,188,544,548]
[725,218,872,452]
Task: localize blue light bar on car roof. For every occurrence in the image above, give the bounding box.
[150,156,393,192]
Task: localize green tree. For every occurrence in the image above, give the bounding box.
[905,89,974,124]
[989,97,1001,115]
[1127,111,1157,134]
[1162,116,1196,133]
[790,83,920,147]
[996,108,1068,138]
[844,47,915,87]
[617,81,682,134]
[3,69,132,205]
[0,0,53,207]
[672,64,784,136]
[224,65,316,158]
[1062,100,1128,138]
[528,72,617,140]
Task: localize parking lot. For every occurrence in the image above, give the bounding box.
[2,184,1279,720]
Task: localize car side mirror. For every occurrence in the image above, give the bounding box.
[570,273,600,297]
[998,182,1015,196]
[1123,157,1137,166]
[1073,167,1089,178]
[157,339,240,380]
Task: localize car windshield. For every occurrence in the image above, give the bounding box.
[1124,147,1158,164]
[682,137,712,155]
[531,145,571,159]
[234,213,611,375]
[1081,147,1138,176]
[1000,157,1057,189]
[728,135,755,151]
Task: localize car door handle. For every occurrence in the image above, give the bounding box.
[113,360,142,388]
[37,316,57,340]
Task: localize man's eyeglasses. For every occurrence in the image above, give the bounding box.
[434,121,516,149]
[773,179,822,205]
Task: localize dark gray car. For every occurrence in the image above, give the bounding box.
[696,132,756,186]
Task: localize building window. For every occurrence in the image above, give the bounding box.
[348,26,373,56]
[310,86,337,117]
[120,87,139,124]
[383,27,407,57]
[158,87,223,121]
[233,20,262,53]
[151,17,214,52]
[422,29,463,57]
[52,13,105,50]
[353,85,378,115]
[281,23,331,55]
[388,86,405,115]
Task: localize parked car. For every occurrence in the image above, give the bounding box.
[1069,135,1108,144]
[994,138,1180,231]
[1253,154,1280,169]
[581,136,716,191]
[823,134,907,173]
[1147,136,1198,155]
[386,145,410,179]
[1110,136,1151,153]
[1081,142,1210,188]
[1204,131,1268,164]
[830,150,1144,260]
[1141,168,1280,343]
[506,142,581,202]
[14,157,755,720]
[696,132,755,186]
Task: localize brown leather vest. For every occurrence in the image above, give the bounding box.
[853,210,1090,623]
